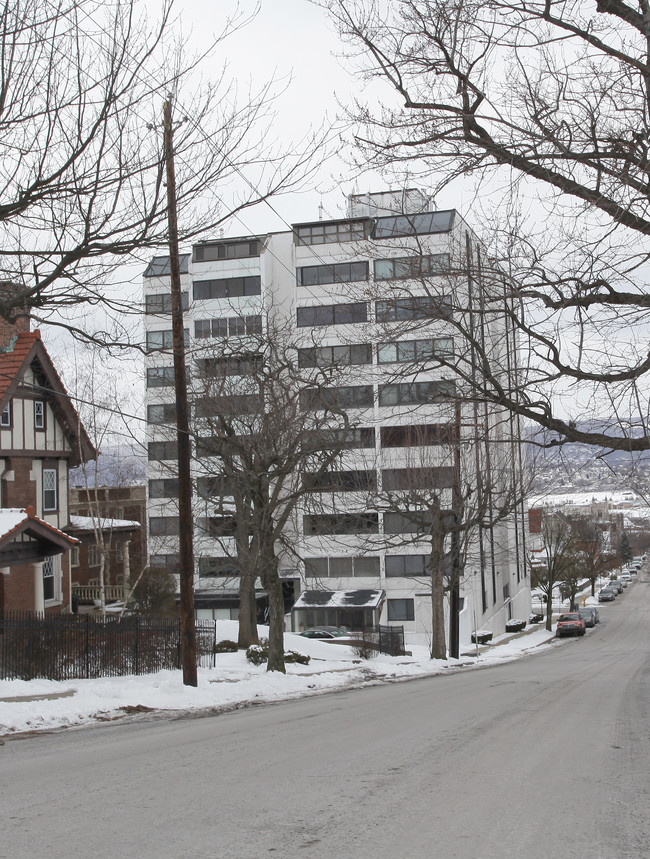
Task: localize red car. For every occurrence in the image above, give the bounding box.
[555,612,586,637]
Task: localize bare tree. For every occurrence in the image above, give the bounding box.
[320,0,650,452]
[530,511,576,630]
[191,316,355,671]
[0,0,319,341]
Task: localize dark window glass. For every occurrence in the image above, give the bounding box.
[297,302,368,327]
[197,475,236,497]
[193,276,261,300]
[384,512,428,534]
[148,441,178,461]
[43,468,57,511]
[303,513,379,535]
[147,404,177,424]
[381,424,458,447]
[42,557,55,601]
[378,337,454,364]
[145,292,189,314]
[374,253,450,280]
[298,261,369,286]
[382,467,455,491]
[144,255,189,277]
[302,427,375,451]
[207,517,238,537]
[193,240,260,261]
[1,401,11,426]
[298,344,372,368]
[149,516,180,536]
[198,556,241,577]
[195,394,261,417]
[146,367,175,388]
[148,478,180,499]
[378,381,456,406]
[196,354,262,378]
[387,598,415,621]
[304,470,377,492]
[376,296,453,322]
[295,221,367,245]
[300,385,374,411]
[149,554,180,573]
[372,211,455,238]
[385,555,429,577]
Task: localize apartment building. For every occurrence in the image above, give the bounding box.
[143,190,530,649]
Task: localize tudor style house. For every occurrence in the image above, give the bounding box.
[0,315,95,613]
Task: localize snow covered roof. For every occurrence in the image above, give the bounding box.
[68,515,141,532]
[293,589,386,610]
[528,489,642,509]
[0,506,79,551]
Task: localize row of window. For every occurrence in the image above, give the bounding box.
[297,254,450,287]
[149,511,445,537]
[1,400,46,429]
[297,337,453,369]
[194,240,261,262]
[302,466,454,493]
[193,276,261,301]
[148,423,457,460]
[195,315,262,339]
[296,296,452,328]
[145,292,189,315]
[299,380,456,411]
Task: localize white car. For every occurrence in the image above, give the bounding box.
[619,573,632,583]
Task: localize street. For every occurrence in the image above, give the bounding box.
[1,575,648,859]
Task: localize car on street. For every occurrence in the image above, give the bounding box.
[598,588,616,602]
[619,573,632,584]
[299,627,353,639]
[555,612,586,637]
[578,607,597,627]
[608,580,624,594]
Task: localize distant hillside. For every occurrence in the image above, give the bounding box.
[70,443,146,488]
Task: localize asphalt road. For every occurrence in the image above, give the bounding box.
[2,574,648,859]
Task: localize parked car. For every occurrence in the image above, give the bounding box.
[608,580,624,594]
[598,588,616,602]
[299,627,352,639]
[619,573,632,583]
[556,612,586,637]
[578,607,597,628]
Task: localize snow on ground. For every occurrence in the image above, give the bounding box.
[0,620,561,736]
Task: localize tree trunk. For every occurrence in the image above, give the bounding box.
[429,500,447,660]
[545,587,553,631]
[264,561,286,673]
[238,570,259,649]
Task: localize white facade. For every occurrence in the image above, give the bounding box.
[143,192,531,647]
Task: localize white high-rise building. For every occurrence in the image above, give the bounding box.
[143,191,530,650]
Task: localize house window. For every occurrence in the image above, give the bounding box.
[1,401,11,427]
[387,598,415,621]
[88,544,101,566]
[374,253,450,280]
[297,261,369,286]
[70,546,79,567]
[42,556,56,601]
[34,400,45,430]
[297,302,368,327]
[42,468,57,511]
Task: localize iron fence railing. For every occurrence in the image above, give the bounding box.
[0,611,217,681]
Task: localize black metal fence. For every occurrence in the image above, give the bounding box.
[362,625,406,657]
[0,612,218,681]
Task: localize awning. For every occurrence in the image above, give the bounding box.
[293,589,385,610]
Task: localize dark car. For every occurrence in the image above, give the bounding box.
[578,607,597,628]
[608,580,623,594]
[556,612,586,637]
[299,627,352,639]
[598,588,616,602]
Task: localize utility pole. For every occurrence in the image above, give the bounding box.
[163,97,197,686]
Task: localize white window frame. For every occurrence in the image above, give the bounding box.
[42,556,58,602]
[1,401,11,426]
[34,400,45,429]
[42,468,57,511]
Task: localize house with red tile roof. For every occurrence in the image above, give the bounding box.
[0,314,95,612]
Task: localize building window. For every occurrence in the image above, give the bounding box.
[1,400,11,427]
[148,478,180,499]
[382,467,455,491]
[372,211,455,239]
[143,255,190,278]
[297,261,369,287]
[34,400,45,430]
[196,354,262,378]
[42,468,57,511]
[300,385,374,411]
[88,544,101,567]
[197,475,235,498]
[384,512,428,534]
[378,381,456,407]
[149,516,180,536]
[304,470,377,492]
[145,292,189,314]
[147,403,177,424]
[146,367,175,388]
[193,276,261,301]
[194,315,262,339]
[374,253,450,280]
[42,557,56,601]
[303,427,376,451]
[303,513,379,536]
[304,556,380,577]
[378,338,454,364]
[146,329,188,352]
[147,441,178,461]
[381,424,458,447]
[150,553,180,573]
[385,555,429,577]
[207,516,238,537]
[198,556,240,577]
[195,394,262,417]
[376,296,453,322]
[298,344,372,368]
[387,598,415,621]
[297,302,368,327]
[70,546,79,568]
[294,221,367,245]
[193,240,260,261]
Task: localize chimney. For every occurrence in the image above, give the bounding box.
[0,283,30,350]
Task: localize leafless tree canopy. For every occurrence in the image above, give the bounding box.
[0,0,315,338]
[322,0,650,452]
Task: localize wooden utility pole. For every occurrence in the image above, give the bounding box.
[163,97,197,686]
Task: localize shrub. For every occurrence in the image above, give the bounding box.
[529,613,544,624]
[505,619,527,633]
[284,650,310,665]
[246,644,268,665]
[214,639,238,653]
[471,630,493,645]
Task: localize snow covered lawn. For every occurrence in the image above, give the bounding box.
[0,621,555,736]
